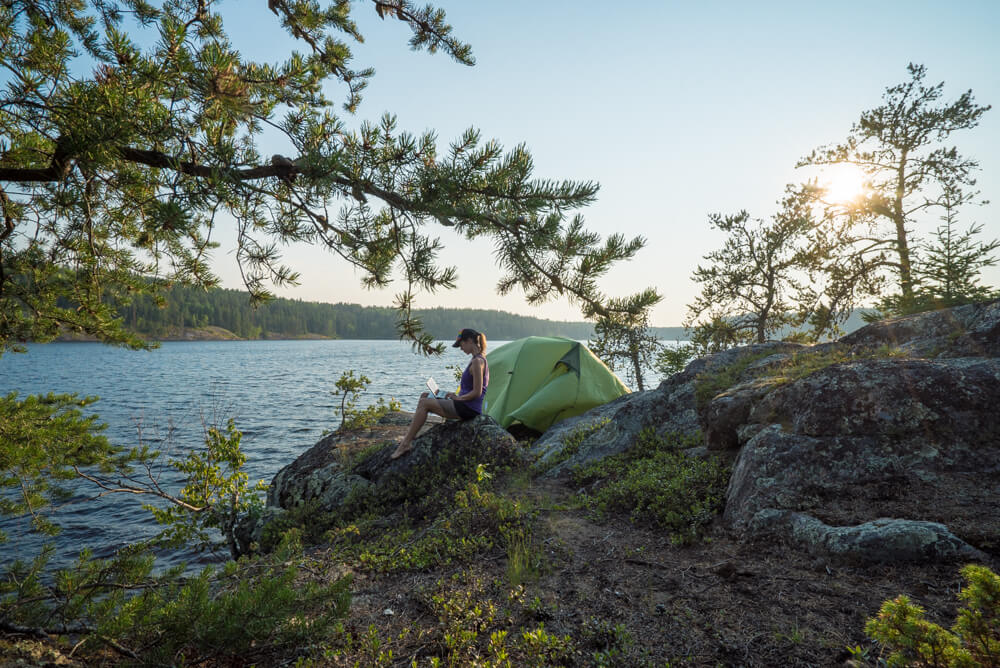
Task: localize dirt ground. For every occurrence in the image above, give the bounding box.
[327,474,995,667]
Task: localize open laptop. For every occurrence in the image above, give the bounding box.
[426,377,440,397]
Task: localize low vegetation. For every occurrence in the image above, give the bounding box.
[331,370,402,433]
[858,564,1000,668]
[572,429,727,545]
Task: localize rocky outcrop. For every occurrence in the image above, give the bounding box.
[530,341,803,477]
[708,299,1000,563]
[526,299,1000,564]
[236,412,521,555]
[839,299,1000,358]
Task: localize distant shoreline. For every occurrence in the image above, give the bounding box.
[50,324,691,343]
[52,325,338,343]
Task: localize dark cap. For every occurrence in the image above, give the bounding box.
[452,328,480,347]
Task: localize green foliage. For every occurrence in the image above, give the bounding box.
[762,344,907,387]
[1,535,349,664]
[874,181,999,318]
[587,288,663,391]
[686,187,817,344]
[96,282,602,340]
[692,350,777,410]
[146,418,268,559]
[572,429,727,544]
[864,564,1000,667]
[582,617,640,667]
[0,392,120,536]
[654,342,697,378]
[331,370,401,432]
[0,0,654,357]
[532,417,611,475]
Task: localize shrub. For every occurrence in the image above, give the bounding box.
[1,534,350,664]
[864,564,1000,667]
[331,370,401,432]
[573,429,727,544]
[532,417,610,475]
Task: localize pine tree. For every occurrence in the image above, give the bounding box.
[0,0,654,357]
[912,180,999,309]
[798,63,991,308]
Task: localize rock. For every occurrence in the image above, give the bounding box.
[527,299,1000,564]
[713,302,1000,563]
[749,510,987,564]
[530,341,802,476]
[239,412,522,554]
[839,298,1000,358]
[233,506,286,557]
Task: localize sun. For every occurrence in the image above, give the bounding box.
[820,162,869,204]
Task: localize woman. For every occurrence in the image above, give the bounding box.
[391,328,489,460]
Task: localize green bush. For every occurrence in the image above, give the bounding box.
[573,429,727,544]
[864,564,1000,667]
[1,535,350,665]
[331,370,401,432]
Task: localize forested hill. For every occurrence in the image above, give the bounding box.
[116,285,688,340]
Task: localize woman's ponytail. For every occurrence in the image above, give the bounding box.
[478,332,487,353]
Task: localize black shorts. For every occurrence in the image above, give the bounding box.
[453,400,480,421]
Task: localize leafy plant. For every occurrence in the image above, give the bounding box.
[655,342,697,378]
[331,370,401,432]
[533,417,611,475]
[0,534,350,664]
[146,418,268,559]
[864,564,1000,668]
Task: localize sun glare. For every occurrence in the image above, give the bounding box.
[821,163,869,204]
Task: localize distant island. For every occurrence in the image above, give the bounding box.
[69,285,689,342]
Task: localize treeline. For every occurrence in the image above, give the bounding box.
[117,284,618,340]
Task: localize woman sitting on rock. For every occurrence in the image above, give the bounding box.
[391,328,490,460]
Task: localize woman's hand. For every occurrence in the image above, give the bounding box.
[445,391,457,401]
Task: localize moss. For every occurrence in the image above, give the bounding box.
[693,350,777,410]
[763,344,908,386]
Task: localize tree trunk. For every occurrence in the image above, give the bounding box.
[893,158,914,300]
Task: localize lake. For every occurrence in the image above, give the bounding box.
[1,339,665,570]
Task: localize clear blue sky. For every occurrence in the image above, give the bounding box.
[218,1,1000,326]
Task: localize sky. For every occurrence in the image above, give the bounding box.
[217,1,1000,326]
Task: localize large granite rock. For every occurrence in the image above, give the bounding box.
[839,299,1000,358]
[236,412,521,555]
[711,301,1000,563]
[529,341,803,477]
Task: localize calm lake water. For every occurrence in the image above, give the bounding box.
[0,339,502,569]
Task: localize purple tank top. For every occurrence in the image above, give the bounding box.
[458,354,489,414]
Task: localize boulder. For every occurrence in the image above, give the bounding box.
[839,298,1000,358]
[236,412,521,555]
[527,300,1000,564]
[530,341,802,476]
[713,303,1000,563]
[749,510,988,564]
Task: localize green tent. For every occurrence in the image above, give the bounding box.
[485,336,629,432]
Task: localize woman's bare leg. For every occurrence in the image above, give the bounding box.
[392,396,459,459]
